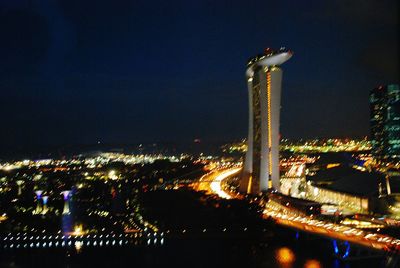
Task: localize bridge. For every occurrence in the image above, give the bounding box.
[195,166,400,263]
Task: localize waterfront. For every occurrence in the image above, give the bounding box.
[0,227,383,268]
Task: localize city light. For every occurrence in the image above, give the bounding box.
[209,168,241,199]
[0,12,397,266]
[275,247,295,265]
[71,225,85,236]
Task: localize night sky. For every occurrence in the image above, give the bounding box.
[0,0,398,152]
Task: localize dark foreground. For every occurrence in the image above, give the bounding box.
[0,228,385,268]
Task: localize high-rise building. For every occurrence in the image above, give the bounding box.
[370,84,400,162]
[240,48,292,194]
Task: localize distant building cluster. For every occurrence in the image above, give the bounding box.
[221,138,371,154]
[280,139,371,153]
[370,84,400,164]
[0,152,185,172]
[0,151,208,239]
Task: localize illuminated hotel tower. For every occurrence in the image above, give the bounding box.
[240,48,292,194]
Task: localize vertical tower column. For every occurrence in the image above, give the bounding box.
[243,78,254,176]
[241,79,255,193]
[259,68,270,191]
[269,68,283,191]
[256,67,282,192]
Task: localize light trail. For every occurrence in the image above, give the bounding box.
[197,165,400,253]
[209,168,241,199]
[285,162,305,178]
[264,203,400,252]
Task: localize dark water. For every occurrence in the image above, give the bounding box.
[0,230,387,268]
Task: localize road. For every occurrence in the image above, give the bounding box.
[264,208,400,252]
[198,166,400,253]
[194,167,241,197]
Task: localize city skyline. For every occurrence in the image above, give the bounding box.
[0,0,398,152]
[1,2,400,266]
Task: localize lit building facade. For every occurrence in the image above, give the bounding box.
[241,48,292,194]
[306,183,369,213]
[370,84,400,162]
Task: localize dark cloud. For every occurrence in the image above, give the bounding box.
[0,9,50,74]
[324,0,398,26]
[357,41,399,83]
[319,0,399,83]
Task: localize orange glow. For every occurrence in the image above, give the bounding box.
[54,167,68,171]
[275,247,295,266]
[124,228,140,233]
[304,259,321,268]
[204,162,217,171]
[247,175,253,194]
[68,224,86,236]
[327,163,340,169]
[0,213,7,222]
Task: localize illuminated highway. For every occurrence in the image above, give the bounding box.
[264,207,400,252]
[209,168,241,199]
[195,167,241,197]
[199,166,400,254]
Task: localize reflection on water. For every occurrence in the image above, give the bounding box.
[304,259,322,268]
[274,247,324,268]
[0,231,385,267]
[275,247,296,267]
[74,241,83,253]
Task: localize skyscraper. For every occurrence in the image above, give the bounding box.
[370,84,400,162]
[240,48,292,194]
